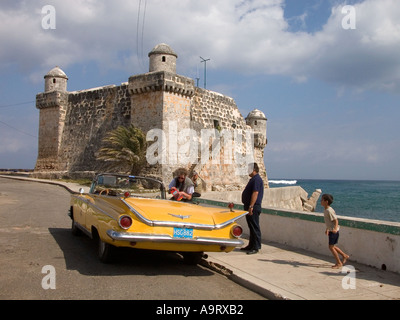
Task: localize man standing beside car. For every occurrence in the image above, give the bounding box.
[241,163,264,255]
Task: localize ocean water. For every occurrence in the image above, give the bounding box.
[269,179,400,223]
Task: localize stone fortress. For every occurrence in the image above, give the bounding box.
[34,43,269,191]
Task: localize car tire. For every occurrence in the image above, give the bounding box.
[98,237,114,263]
[182,252,204,265]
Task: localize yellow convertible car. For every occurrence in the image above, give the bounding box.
[69,173,246,264]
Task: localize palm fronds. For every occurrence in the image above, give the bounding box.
[97,125,147,175]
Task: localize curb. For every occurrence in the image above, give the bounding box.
[199,258,288,300]
[0,174,80,194]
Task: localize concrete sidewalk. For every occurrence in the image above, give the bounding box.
[2,174,400,300]
[204,241,400,300]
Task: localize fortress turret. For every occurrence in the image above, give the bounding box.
[246,109,269,187]
[246,109,267,148]
[44,66,68,92]
[148,43,178,73]
[35,66,69,172]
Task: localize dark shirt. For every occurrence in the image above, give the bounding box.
[241,174,264,206]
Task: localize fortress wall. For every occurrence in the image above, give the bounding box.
[129,72,166,134]
[131,91,164,133]
[160,91,193,183]
[58,84,131,172]
[128,72,196,181]
[191,88,247,131]
[191,88,251,190]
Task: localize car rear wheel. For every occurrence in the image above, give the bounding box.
[98,237,114,263]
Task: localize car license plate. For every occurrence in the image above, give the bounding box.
[173,228,193,239]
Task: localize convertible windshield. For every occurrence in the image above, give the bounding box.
[90,174,166,199]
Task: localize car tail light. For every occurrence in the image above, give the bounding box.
[231,225,243,238]
[119,216,133,230]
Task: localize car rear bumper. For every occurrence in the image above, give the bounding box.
[106,230,244,247]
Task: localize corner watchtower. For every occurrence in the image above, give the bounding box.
[148,43,178,73]
[246,109,269,187]
[44,66,68,92]
[35,66,69,172]
[246,109,267,149]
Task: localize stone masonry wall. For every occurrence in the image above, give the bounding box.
[58,84,131,172]
[128,71,197,183]
[191,88,254,191]
[35,91,68,171]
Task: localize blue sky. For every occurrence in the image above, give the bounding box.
[0,0,399,181]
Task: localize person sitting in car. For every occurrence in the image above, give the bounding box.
[168,168,194,202]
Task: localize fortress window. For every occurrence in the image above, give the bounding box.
[254,120,258,125]
[53,78,56,84]
[214,120,221,131]
[162,56,166,62]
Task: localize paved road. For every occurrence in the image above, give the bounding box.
[0,177,265,300]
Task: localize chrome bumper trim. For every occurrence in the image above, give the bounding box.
[107,230,244,247]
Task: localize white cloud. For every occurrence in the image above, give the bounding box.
[1,0,400,93]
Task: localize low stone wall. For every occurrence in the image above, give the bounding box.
[202,186,313,211]
[199,198,400,274]
[31,171,96,180]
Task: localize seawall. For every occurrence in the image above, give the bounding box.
[199,197,400,274]
[202,186,319,212]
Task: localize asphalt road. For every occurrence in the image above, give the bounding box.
[0,177,265,301]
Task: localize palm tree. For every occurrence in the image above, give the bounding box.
[97,125,147,175]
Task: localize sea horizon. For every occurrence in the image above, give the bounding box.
[269,178,400,183]
[268,178,400,223]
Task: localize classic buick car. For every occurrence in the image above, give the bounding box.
[69,173,246,264]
